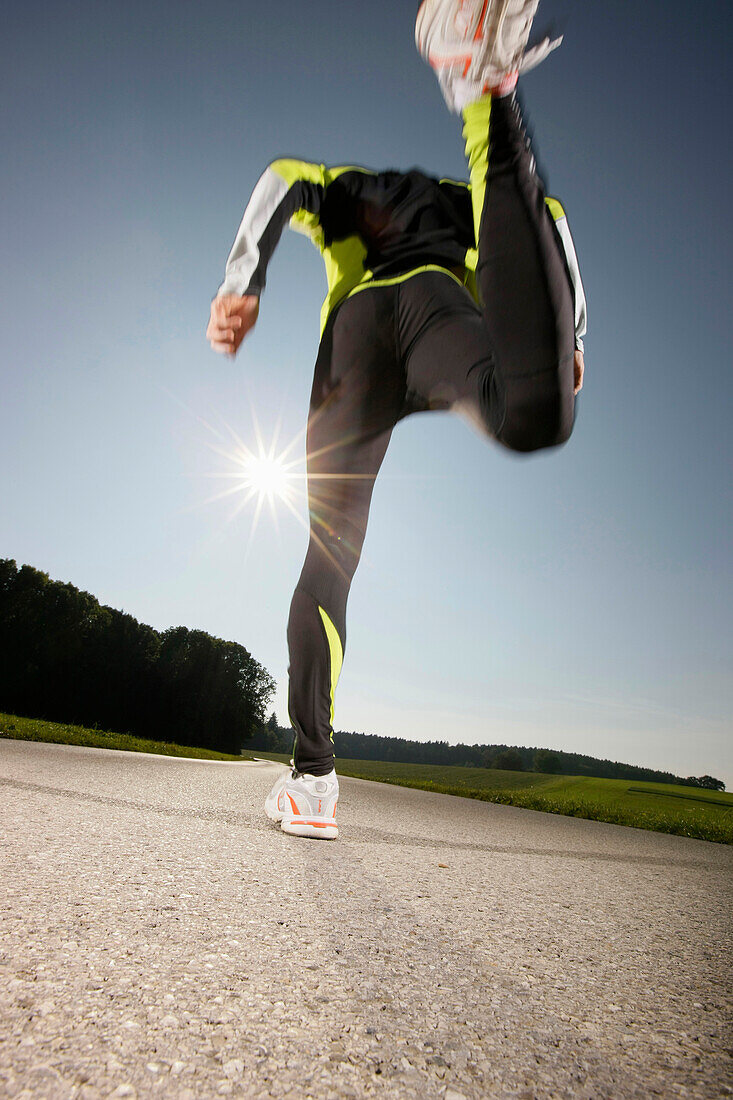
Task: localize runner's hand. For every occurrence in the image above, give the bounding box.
[573,350,584,395]
[207,294,260,357]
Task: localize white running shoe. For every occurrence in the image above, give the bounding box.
[264,760,339,840]
[416,0,562,111]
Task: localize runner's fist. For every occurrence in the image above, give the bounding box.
[573,349,584,395]
[207,294,260,357]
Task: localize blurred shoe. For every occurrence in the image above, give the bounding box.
[265,760,339,840]
[416,0,562,111]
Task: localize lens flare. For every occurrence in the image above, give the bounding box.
[177,388,425,580]
[241,450,294,503]
[187,400,311,568]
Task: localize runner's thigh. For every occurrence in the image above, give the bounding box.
[305,288,404,568]
[399,272,494,433]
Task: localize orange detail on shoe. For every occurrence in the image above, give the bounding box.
[286,817,336,828]
[428,50,473,69]
[473,0,489,41]
[286,792,299,813]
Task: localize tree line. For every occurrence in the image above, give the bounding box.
[1,557,724,791]
[0,560,275,755]
[250,715,725,790]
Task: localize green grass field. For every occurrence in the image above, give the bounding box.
[254,751,733,845]
[0,712,243,761]
[2,713,730,844]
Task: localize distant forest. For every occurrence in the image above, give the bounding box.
[0,558,723,790]
[250,715,725,791]
[0,559,274,755]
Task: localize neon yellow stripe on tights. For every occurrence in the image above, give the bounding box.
[318,606,343,741]
[345,263,465,300]
[461,94,492,245]
[544,196,566,222]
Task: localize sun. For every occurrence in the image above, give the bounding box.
[186,397,396,582]
[193,404,310,555]
[240,448,296,504]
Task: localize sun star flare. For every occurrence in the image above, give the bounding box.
[241,450,295,503]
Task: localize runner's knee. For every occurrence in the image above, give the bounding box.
[495,368,574,453]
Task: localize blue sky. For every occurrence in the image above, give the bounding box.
[2,0,731,785]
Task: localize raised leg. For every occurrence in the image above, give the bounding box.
[462,91,576,451]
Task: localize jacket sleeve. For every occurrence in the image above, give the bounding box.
[545,198,587,354]
[215,159,327,299]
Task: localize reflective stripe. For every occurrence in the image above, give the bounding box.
[271,159,327,245]
[545,196,566,222]
[320,235,371,333]
[270,158,327,188]
[287,697,297,763]
[217,167,289,297]
[345,263,465,301]
[554,214,587,346]
[461,94,492,245]
[317,605,343,739]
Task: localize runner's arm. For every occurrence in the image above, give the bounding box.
[215,159,327,300]
[208,160,327,356]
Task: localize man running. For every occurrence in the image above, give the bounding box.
[206,0,587,840]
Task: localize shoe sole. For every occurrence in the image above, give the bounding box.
[281,816,338,840]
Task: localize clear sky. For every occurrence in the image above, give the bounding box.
[2,1,731,786]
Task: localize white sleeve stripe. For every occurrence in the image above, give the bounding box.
[554,215,587,343]
[216,167,290,298]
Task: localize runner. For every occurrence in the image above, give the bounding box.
[207,0,587,840]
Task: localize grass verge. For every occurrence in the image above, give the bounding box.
[254,751,733,845]
[0,712,243,762]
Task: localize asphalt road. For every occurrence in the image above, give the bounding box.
[1,739,731,1099]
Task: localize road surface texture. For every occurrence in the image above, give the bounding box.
[1,739,731,1099]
